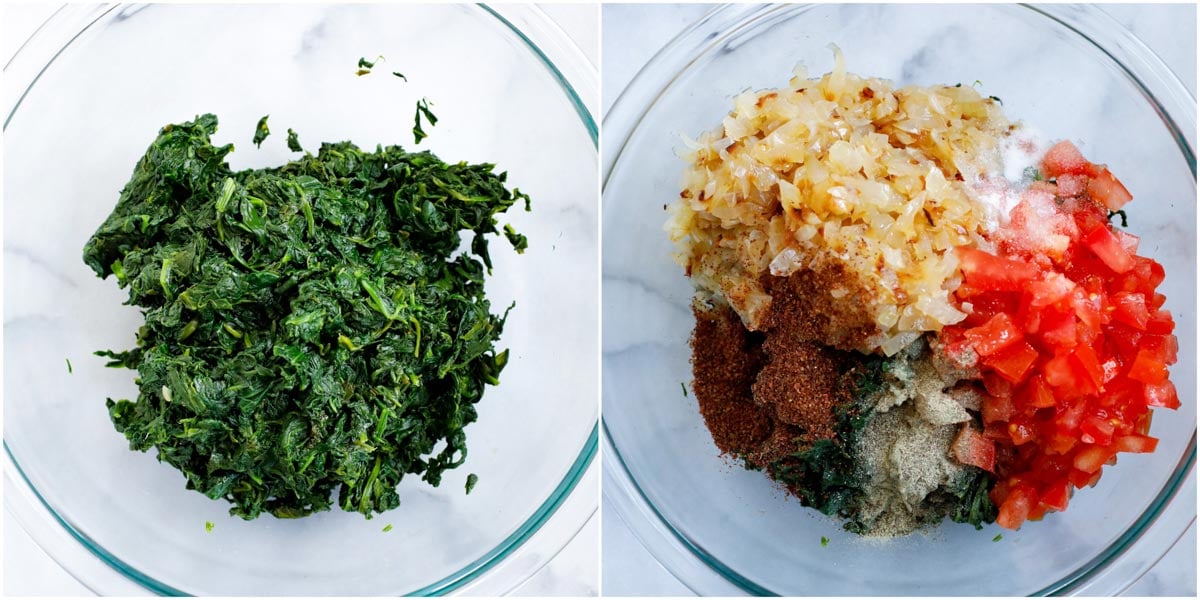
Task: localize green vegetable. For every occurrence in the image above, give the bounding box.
[84,113,528,520]
[205,521,214,533]
[992,533,1003,542]
[383,523,393,532]
[768,358,881,527]
[681,382,688,397]
[286,128,303,153]
[988,95,1003,105]
[413,98,438,145]
[66,358,73,374]
[820,536,829,547]
[465,473,479,494]
[253,115,270,148]
[942,467,997,529]
[356,56,384,76]
[393,72,407,81]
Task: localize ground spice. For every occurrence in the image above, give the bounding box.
[690,303,772,456]
[690,271,863,467]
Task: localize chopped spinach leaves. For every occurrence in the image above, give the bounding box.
[413,98,438,145]
[66,358,73,374]
[253,115,270,148]
[84,113,529,520]
[286,128,303,153]
[465,473,479,494]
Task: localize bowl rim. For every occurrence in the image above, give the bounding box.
[2,3,599,596]
[601,3,1196,596]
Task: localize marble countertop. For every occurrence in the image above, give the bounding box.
[601,3,1196,596]
[1,3,598,596]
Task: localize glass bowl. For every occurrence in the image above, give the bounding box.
[602,4,1195,595]
[3,4,597,595]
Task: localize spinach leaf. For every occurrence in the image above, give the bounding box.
[253,115,270,147]
[286,128,303,153]
[413,98,437,145]
[83,113,528,520]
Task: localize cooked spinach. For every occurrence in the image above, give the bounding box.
[286,128,303,153]
[83,113,528,520]
[252,115,270,148]
[413,98,438,145]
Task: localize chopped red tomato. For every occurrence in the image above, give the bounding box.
[941,142,1175,531]
[958,248,1040,291]
[996,484,1037,529]
[953,424,996,472]
[1084,226,1135,274]
[965,313,1024,357]
[1087,168,1133,210]
[1042,141,1091,177]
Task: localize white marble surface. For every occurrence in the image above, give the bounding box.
[2,2,598,596]
[602,3,1196,596]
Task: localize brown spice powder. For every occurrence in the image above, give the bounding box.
[690,304,771,456]
[690,270,866,468]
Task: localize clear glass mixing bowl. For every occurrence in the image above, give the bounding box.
[4,4,597,595]
[602,4,1195,595]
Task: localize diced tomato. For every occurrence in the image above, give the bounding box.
[1042,141,1091,178]
[1144,380,1180,409]
[1083,226,1135,274]
[952,425,996,472]
[1087,168,1133,210]
[1080,415,1116,446]
[1113,434,1159,454]
[1040,480,1071,512]
[958,248,1040,291]
[997,484,1038,529]
[1145,310,1175,335]
[1008,419,1037,446]
[941,142,1174,529]
[1027,273,1076,309]
[984,340,1040,383]
[983,393,1015,425]
[1043,353,1077,388]
[1037,308,1078,349]
[965,313,1024,357]
[1022,374,1056,409]
[1070,345,1105,390]
[1073,445,1114,473]
[1114,230,1140,254]
[1139,334,1179,366]
[1110,292,1149,330]
[1127,349,1168,384]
